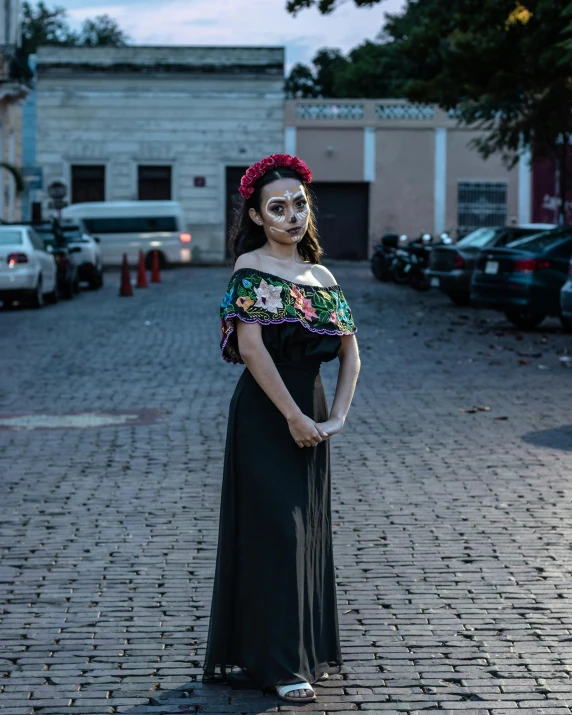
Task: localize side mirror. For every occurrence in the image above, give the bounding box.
[93,236,101,244]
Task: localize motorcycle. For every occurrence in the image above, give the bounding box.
[391,232,433,289]
[370,233,406,282]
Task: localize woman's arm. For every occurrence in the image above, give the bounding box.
[316,334,360,437]
[235,319,326,449]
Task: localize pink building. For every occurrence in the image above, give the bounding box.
[285,99,533,260]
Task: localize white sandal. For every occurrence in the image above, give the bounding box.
[275,681,317,702]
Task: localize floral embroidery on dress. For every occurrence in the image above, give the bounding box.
[220,268,357,364]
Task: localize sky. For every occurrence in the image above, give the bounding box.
[62,0,407,70]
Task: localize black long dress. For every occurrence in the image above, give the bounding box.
[203,267,357,692]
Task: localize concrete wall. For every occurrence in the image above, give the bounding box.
[35,46,285,263]
[285,99,529,255]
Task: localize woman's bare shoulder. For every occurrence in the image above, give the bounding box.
[233,251,262,272]
[310,264,338,287]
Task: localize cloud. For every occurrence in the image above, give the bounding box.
[66,0,406,69]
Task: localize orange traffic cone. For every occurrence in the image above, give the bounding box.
[119,253,133,296]
[136,250,148,288]
[151,249,161,283]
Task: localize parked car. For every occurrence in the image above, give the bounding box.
[470,226,572,329]
[61,200,191,268]
[560,256,572,331]
[427,224,556,305]
[0,225,58,308]
[32,221,81,300]
[59,220,103,289]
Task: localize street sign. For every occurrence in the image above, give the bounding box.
[47,180,67,200]
[22,166,43,191]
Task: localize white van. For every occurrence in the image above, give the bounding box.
[61,201,191,267]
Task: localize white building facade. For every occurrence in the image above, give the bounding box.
[0,0,28,222]
[35,46,285,263]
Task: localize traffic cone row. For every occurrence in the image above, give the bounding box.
[119,250,161,297]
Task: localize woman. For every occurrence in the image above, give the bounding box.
[203,153,361,703]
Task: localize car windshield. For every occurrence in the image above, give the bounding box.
[61,226,88,242]
[0,230,24,245]
[456,227,498,248]
[507,226,572,251]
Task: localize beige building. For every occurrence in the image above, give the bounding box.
[0,0,28,221]
[35,46,285,263]
[285,99,532,259]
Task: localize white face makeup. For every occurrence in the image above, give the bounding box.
[263,185,309,241]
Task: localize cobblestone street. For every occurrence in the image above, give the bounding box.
[2,261,572,715]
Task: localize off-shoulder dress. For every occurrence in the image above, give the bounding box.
[202,267,357,692]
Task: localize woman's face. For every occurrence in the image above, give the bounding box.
[249,178,310,246]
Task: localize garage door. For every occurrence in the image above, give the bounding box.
[310,183,369,260]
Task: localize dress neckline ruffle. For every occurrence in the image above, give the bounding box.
[230,266,340,291]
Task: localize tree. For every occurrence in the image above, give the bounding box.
[78,15,129,47]
[21,2,128,56]
[385,0,572,224]
[21,2,79,55]
[285,48,348,97]
[286,0,383,14]
[286,0,572,224]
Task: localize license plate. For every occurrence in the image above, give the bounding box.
[485,261,499,275]
[430,277,440,287]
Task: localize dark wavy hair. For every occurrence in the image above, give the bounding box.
[228,167,324,264]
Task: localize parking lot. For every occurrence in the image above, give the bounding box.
[1,262,572,715]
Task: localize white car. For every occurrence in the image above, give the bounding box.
[0,225,58,308]
[60,221,104,289]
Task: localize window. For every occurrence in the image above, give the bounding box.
[28,229,45,251]
[61,225,89,243]
[138,166,172,200]
[82,216,178,234]
[457,181,507,235]
[72,165,105,203]
[509,227,572,252]
[0,230,24,245]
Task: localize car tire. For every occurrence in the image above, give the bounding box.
[504,310,546,330]
[145,251,167,270]
[559,312,572,333]
[45,284,59,304]
[89,268,103,290]
[392,263,410,285]
[371,254,391,282]
[30,277,44,309]
[448,291,471,306]
[62,279,74,300]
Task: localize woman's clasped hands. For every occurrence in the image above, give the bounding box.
[287,412,344,449]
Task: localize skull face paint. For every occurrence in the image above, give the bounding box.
[263,184,309,241]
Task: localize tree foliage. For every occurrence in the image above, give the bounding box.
[21,2,128,56]
[286,0,572,221]
[390,0,572,220]
[286,0,383,14]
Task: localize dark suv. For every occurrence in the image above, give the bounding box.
[32,221,81,299]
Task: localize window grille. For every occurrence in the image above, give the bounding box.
[457,181,507,235]
[376,104,434,120]
[296,104,364,120]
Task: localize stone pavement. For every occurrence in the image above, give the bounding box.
[1,261,572,715]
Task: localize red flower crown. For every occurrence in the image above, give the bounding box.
[238,154,312,200]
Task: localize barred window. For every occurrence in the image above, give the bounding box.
[457,181,507,235]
